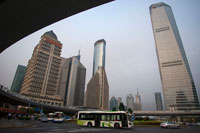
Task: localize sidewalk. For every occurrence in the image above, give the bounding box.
[0,118,35,129]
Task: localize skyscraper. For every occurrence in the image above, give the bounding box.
[58,55,86,106]
[85,39,109,110]
[135,90,142,111]
[20,31,63,106]
[117,97,122,109]
[126,94,134,111]
[93,39,106,76]
[110,96,117,110]
[155,92,163,111]
[10,65,26,93]
[150,3,200,111]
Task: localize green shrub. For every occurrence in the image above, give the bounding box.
[134,120,161,125]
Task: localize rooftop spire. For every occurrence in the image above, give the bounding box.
[77,48,81,61]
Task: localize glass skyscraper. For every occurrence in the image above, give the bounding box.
[126,94,134,111]
[155,92,163,111]
[85,39,109,110]
[10,65,27,93]
[93,39,106,76]
[150,2,199,111]
[110,96,117,110]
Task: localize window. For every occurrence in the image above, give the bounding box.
[80,113,94,120]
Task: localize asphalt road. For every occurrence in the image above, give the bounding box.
[1,121,200,133]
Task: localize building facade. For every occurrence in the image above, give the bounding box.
[150,2,200,111]
[126,94,134,111]
[155,92,163,111]
[58,55,86,106]
[117,97,122,110]
[85,67,109,110]
[85,39,109,110]
[110,96,117,110]
[20,31,63,106]
[134,90,142,111]
[93,39,106,76]
[10,65,27,93]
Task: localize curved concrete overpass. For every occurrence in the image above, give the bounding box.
[0,0,113,53]
[0,89,96,113]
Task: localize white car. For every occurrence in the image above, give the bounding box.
[53,118,64,123]
[160,121,180,129]
[41,116,48,122]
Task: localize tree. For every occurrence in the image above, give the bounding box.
[128,108,133,114]
[119,103,124,111]
[112,107,116,111]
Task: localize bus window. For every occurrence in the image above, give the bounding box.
[101,115,106,121]
[80,113,86,120]
[87,114,95,120]
[106,115,111,121]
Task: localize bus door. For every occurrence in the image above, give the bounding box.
[121,114,128,127]
[95,114,100,127]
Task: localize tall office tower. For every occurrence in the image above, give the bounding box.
[110,96,117,110]
[85,39,109,110]
[134,90,142,111]
[155,92,163,111]
[58,55,86,106]
[126,94,134,111]
[150,2,200,111]
[10,65,26,93]
[20,31,63,106]
[93,39,106,76]
[85,66,109,110]
[117,97,122,109]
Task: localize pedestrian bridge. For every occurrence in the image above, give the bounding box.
[133,110,200,116]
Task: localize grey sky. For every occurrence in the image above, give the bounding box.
[0,0,200,110]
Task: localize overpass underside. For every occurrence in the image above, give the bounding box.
[0,0,113,53]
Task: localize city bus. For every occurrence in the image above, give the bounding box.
[47,113,54,121]
[53,112,64,123]
[77,111,134,128]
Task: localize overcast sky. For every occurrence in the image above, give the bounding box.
[0,0,200,110]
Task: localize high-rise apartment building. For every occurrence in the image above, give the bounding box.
[117,97,122,109]
[20,31,63,106]
[11,65,26,93]
[126,94,134,111]
[155,92,163,111]
[134,90,142,111]
[85,39,109,110]
[150,2,200,111]
[58,55,86,106]
[93,39,106,76]
[110,96,117,110]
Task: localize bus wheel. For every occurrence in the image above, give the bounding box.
[87,122,92,127]
[114,123,120,129]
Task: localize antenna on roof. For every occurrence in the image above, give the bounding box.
[78,48,81,61]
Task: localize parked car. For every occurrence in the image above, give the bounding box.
[160,121,180,129]
[63,116,72,120]
[186,122,200,126]
[41,116,48,122]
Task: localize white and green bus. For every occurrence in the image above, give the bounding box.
[77,111,134,128]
